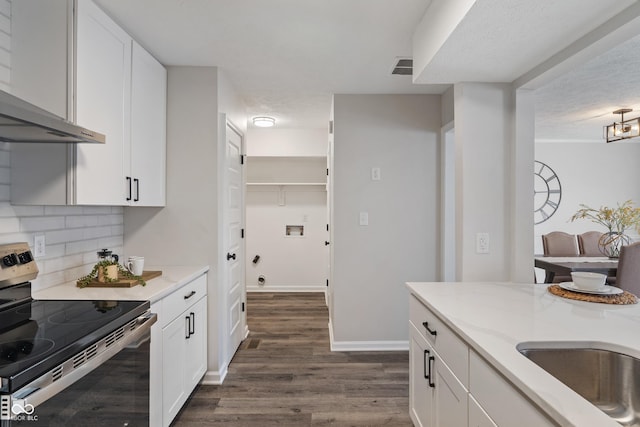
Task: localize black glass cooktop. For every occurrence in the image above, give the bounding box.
[0,299,149,393]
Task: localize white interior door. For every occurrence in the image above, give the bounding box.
[224,121,245,361]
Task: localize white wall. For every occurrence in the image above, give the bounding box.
[246,189,326,291]
[453,83,516,282]
[124,66,247,383]
[331,94,440,348]
[534,141,640,251]
[0,0,124,292]
[246,128,327,157]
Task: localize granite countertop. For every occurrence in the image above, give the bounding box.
[406,281,640,427]
[33,265,209,304]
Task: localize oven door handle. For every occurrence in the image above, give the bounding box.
[10,312,157,411]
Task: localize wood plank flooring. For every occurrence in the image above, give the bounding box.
[172,292,411,426]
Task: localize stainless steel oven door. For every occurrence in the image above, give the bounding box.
[1,311,156,426]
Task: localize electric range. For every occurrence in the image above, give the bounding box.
[0,242,156,425]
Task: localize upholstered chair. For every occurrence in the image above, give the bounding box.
[542,231,579,257]
[615,242,640,296]
[541,231,579,283]
[577,231,604,256]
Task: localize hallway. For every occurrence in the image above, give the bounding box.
[173,292,411,426]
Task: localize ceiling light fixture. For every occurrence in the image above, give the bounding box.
[252,116,275,128]
[604,108,640,143]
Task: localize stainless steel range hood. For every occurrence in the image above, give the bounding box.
[0,90,105,144]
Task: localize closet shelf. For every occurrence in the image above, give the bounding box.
[246,182,326,186]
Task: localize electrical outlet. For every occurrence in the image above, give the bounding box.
[359,212,369,226]
[371,167,381,181]
[34,235,45,257]
[476,233,489,254]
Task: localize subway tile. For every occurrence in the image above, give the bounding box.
[42,254,84,274]
[44,206,84,216]
[0,153,8,167]
[46,228,85,245]
[0,166,8,184]
[66,215,99,229]
[0,184,9,201]
[0,232,31,245]
[66,240,99,255]
[111,224,124,236]
[0,1,10,19]
[84,226,112,240]
[0,217,19,233]
[0,202,16,217]
[82,206,112,215]
[12,205,45,217]
[20,216,65,232]
[111,206,124,214]
[98,214,123,226]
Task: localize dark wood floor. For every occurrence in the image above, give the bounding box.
[172,292,411,426]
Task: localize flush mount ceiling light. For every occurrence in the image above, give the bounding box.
[604,108,640,143]
[252,116,275,128]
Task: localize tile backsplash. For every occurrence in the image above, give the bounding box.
[0,144,124,291]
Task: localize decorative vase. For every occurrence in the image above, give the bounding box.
[97,264,118,282]
[598,231,631,258]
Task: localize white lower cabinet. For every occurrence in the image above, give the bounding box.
[409,294,553,427]
[151,273,208,427]
[409,322,468,427]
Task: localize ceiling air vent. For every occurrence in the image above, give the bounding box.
[392,58,413,75]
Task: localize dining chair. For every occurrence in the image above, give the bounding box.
[541,231,579,283]
[615,242,640,296]
[542,232,579,257]
[577,231,604,256]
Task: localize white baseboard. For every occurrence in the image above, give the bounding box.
[201,367,228,385]
[247,285,326,292]
[328,319,409,352]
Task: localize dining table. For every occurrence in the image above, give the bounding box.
[534,256,618,284]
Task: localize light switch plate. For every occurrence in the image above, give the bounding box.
[476,233,489,254]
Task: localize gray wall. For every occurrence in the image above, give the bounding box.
[331,94,441,347]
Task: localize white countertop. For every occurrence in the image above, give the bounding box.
[406,282,640,427]
[33,265,209,304]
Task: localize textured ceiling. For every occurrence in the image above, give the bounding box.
[94,0,448,129]
[93,0,640,140]
[414,0,637,84]
[535,33,640,142]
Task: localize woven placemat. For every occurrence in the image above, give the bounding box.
[548,284,637,305]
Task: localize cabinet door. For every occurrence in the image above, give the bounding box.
[130,41,167,206]
[469,395,497,427]
[410,327,434,427]
[185,297,208,389]
[75,0,131,205]
[162,313,188,426]
[433,352,468,427]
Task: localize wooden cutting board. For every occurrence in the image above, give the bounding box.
[77,270,162,288]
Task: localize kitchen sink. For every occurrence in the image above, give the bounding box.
[517,343,640,427]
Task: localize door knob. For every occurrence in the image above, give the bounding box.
[325,241,330,246]
[227,253,236,261]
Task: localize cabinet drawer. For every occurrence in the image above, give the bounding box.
[469,350,556,427]
[161,274,207,327]
[410,295,469,387]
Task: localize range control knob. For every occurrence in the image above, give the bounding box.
[17,251,33,264]
[2,253,18,267]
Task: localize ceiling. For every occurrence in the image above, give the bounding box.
[93,0,640,139]
[94,0,447,129]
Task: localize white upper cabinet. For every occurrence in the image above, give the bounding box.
[10,0,166,206]
[130,41,167,206]
[75,0,132,205]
